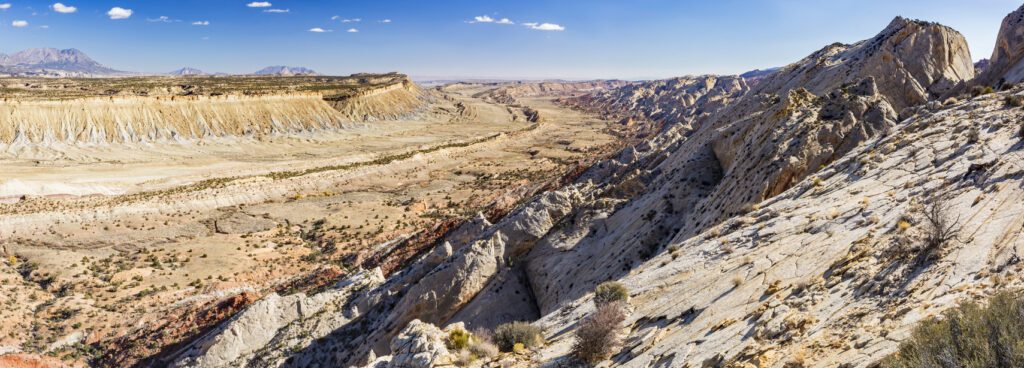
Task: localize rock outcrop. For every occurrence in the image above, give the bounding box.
[977,3,1024,87]
[562,75,749,133]
[170,269,385,368]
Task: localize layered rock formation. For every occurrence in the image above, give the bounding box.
[977,3,1024,87]
[0,74,423,148]
[562,75,749,132]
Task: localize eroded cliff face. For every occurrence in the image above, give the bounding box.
[324,77,423,121]
[0,74,423,149]
[978,4,1024,87]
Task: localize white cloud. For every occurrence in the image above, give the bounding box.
[147,15,177,23]
[263,8,288,13]
[340,18,360,23]
[495,18,513,25]
[331,15,339,20]
[0,3,10,10]
[11,20,28,27]
[246,1,271,7]
[192,20,209,26]
[51,3,76,14]
[346,28,358,33]
[107,7,132,19]
[470,15,494,23]
[379,19,391,23]
[523,22,564,31]
[39,24,49,28]
[308,27,331,33]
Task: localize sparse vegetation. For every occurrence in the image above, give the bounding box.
[593,281,629,306]
[971,85,995,97]
[493,321,543,352]
[572,302,627,364]
[880,291,1024,368]
[446,328,471,351]
[1003,94,1024,108]
[466,334,499,361]
[919,195,961,265]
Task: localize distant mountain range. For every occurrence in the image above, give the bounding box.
[0,48,125,76]
[253,66,319,76]
[169,67,207,76]
[0,48,321,77]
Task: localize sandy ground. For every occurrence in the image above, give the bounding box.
[0,84,621,365]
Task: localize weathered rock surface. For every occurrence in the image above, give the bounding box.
[170,269,384,368]
[977,3,1024,87]
[562,75,749,133]
[535,87,1024,368]
[382,320,453,368]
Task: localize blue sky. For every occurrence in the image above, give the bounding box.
[0,0,1019,79]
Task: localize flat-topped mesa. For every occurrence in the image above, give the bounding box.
[977,4,1024,87]
[0,73,424,146]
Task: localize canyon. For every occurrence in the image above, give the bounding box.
[2,3,1024,368]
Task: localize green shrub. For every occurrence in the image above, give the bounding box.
[880,291,1024,368]
[446,329,471,351]
[493,321,543,352]
[1005,95,1024,108]
[572,302,626,364]
[971,86,995,97]
[594,281,629,306]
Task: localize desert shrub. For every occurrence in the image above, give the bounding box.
[1004,94,1024,108]
[454,349,476,366]
[493,321,543,352]
[971,86,995,97]
[918,195,961,265]
[880,291,1024,368]
[572,302,627,364]
[447,329,471,350]
[467,339,499,359]
[593,281,629,306]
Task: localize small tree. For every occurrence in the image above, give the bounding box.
[594,281,629,306]
[918,195,961,265]
[572,302,627,364]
